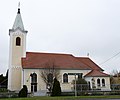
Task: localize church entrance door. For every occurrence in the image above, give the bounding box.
[31,83,37,92]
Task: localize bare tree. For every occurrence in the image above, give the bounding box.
[111,70,120,77]
[110,70,120,84]
[40,62,60,92]
[110,70,120,90]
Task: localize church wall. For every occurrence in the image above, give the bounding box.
[60,69,91,82]
[9,67,22,91]
[22,68,111,92]
[22,68,91,92]
[8,29,27,91]
[60,69,91,91]
[22,69,47,92]
[10,30,26,66]
[85,77,111,91]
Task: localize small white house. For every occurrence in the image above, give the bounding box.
[8,7,111,95]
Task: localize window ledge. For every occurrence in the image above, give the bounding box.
[62,82,70,84]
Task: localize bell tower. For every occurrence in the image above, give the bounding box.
[8,4,28,91]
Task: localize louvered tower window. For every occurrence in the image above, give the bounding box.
[16,37,21,46]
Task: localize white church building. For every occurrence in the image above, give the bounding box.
[8,7,111,94]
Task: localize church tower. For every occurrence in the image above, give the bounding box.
[8,5,28,91]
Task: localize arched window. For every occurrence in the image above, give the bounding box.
[31,73,37,83]
[102,79,105,86]
[16,37,21,46]
[91,78,95,89]
[63,73,68,83]
[47,73,53,83]
[97,79,100,87]
[31,73,37,92]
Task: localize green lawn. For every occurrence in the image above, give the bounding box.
[1,95,120,100]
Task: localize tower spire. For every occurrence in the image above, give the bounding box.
[9,2,28,34]
[11,2,25,31]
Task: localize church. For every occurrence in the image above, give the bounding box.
[8,6,111,95]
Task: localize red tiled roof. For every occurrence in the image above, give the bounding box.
[76,57,103,71]
[85,70,109,77]
[22,52,91,69]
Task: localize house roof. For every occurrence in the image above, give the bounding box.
[76,57,103,71]
[85,70,109,77]
[22,52,92,69]
[22,52,104,73]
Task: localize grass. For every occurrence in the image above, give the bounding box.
[1,95,120,100]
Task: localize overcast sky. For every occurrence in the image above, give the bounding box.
[0,0,120,75]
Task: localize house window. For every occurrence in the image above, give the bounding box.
[47,73,53,83]
[31,73,37,92]
[102,79,105,86]
[16,37,21,46]
[97,79,100,87]
[63,73,68,83]
[78,73,82,79]
[91,78,95,89]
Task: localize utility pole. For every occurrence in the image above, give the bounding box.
[75,74,77,97]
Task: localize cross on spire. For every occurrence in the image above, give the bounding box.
[18,2,20,14]
[18,2,20,8]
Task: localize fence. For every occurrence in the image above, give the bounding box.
[1,84,120,97]
[111,84,120,90]
[70,84,120,91]
[62,84,120,96]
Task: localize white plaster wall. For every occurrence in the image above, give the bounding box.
[8,29,27,91]
[85,77,111,91]
[10,30,26,66]
[22,69,47,92]
[8,67,22,91]
[22,69,91,92]
[22,69,111,92]
[60,69,91,91]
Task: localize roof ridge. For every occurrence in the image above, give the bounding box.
[26,51,73,56]
[76,57,89,59]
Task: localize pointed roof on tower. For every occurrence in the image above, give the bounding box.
[9,3,28,34]
[12,4,24,31]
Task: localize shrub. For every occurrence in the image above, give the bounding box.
[51,78,61,96]
[0,88,8,92]
[73,78,89,91]
[18,85,28,97]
